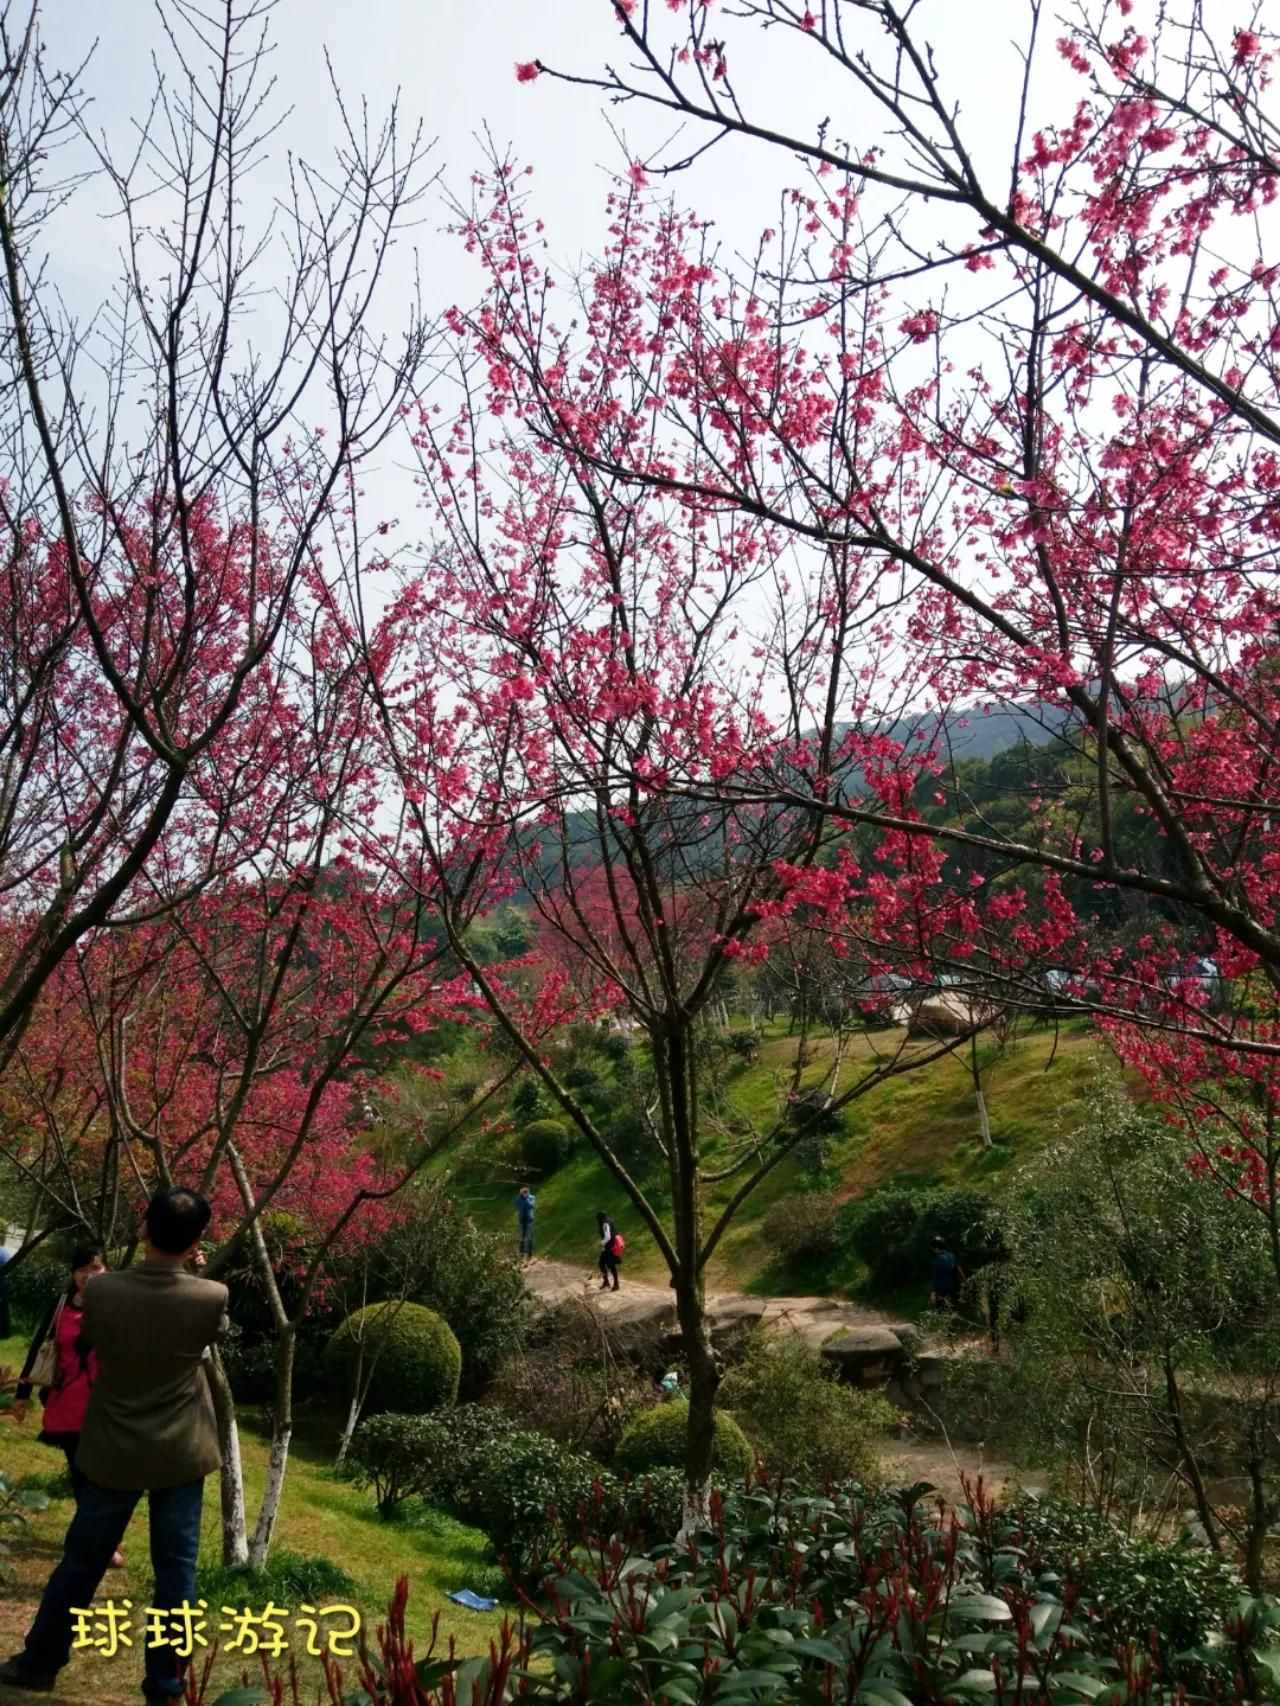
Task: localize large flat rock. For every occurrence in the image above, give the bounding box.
[520,1261,922,1384]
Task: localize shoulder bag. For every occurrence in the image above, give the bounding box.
[27,1298,65,1389]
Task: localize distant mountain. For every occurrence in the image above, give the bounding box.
[872,699,1072,764]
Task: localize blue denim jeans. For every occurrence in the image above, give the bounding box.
[518,1220,535,1258]
[23,1474,204,1699]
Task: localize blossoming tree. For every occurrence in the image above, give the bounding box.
[509,1,1280,1175]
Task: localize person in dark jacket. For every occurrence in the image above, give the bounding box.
[596,1210,621,1291]
[11,1243,125,1571]
[1,1186,228,1701]
[515,1186,537,1261]
[930,1236,965,1309]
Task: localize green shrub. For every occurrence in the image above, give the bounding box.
[344,1411,460,1514]
[562,1065,600,1095]
[521,1118,573,1174]
[840,1183,1002,1287]
[325,1302,461,1414]
[614,1400,753,1481]
[788,1088,845,1136]
[1005,1494,1240,1657]
[228,1486,1280,1706]
[358,1201,532,1398]
[349,1405,617,1575]
[597,1030,633,1067]
[916,1188,1005,1266]
[720,1332,893,1484]
[349,1407,691,1577]
[762,1191,840,1263]
[1001,1490,1112,1556]
[839,1185,926,1284]
[511,1077,546,1124]
[222,1322,328,1407]
[722,1030,760,1065]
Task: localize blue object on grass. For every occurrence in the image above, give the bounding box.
[448,1589,499,1612]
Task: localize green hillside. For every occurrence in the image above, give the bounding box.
[454,1019,1107,1296]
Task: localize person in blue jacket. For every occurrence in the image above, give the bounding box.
[515,1186,537,1261]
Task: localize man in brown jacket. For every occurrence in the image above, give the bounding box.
[1,1187,228,1699]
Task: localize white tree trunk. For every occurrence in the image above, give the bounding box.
[219,1419,250,1567]
[678,1482,713,1541]
[334,1394,363,1472]
[207,1349,249,1566]
[976,1085,992,1148]
[248,1423,292,1569]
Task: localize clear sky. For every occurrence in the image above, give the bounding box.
[25,0,1125,679]
[36,0,1085,338]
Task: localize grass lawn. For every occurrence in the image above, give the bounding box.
[457,1020,1109,1298]
[0,1332,506,1705]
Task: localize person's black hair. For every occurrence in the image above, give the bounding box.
[145,1185,212,1255]
[65,1242,104,1302]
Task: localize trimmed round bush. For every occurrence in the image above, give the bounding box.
[325,1302,460,1414]
[614,1399,753,1481]
[521,1118,573,1174]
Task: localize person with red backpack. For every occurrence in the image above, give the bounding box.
[596,1211,623,1291]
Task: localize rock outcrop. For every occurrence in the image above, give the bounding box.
[522,1262,919,1388]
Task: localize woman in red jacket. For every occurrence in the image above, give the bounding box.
[12,1243,124,1569]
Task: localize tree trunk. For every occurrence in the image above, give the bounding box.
[334,1336,383,1472]
[334,1389,363,1473]
[206,1346,249,1567]
[1243,1418,1274,1594]
[971,1035,992,1148]
[674,1269,720,1536]
[1161,1350,1221,1554]
[334,1272,372,1471]
[975,1085,992,1148]
[248,1324,296,1569]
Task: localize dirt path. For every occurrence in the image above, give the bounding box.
[522,1258,917,1367]
[525,1258,903,1325]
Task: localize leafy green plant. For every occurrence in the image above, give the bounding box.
[997,1083,1280,1589]
[343,1411,458,1514]
[520,1118,573,1175]
[721,1029,760,1065]
[10,1467,73,1502]
[839,1183,926,1284]
[222,1488,1280,1705]
[720,1330,894,1483]
[347,1406,687,1577]
[0,1469,48,1584]
[362,1200,533,1397]
[1005,1494,1241,1658]
[840,1182,1000,1286]
[511,1076,547,1125]
[347,1404,601,1569]
[614,1398,753,1480]
[325,1301,461,1414]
